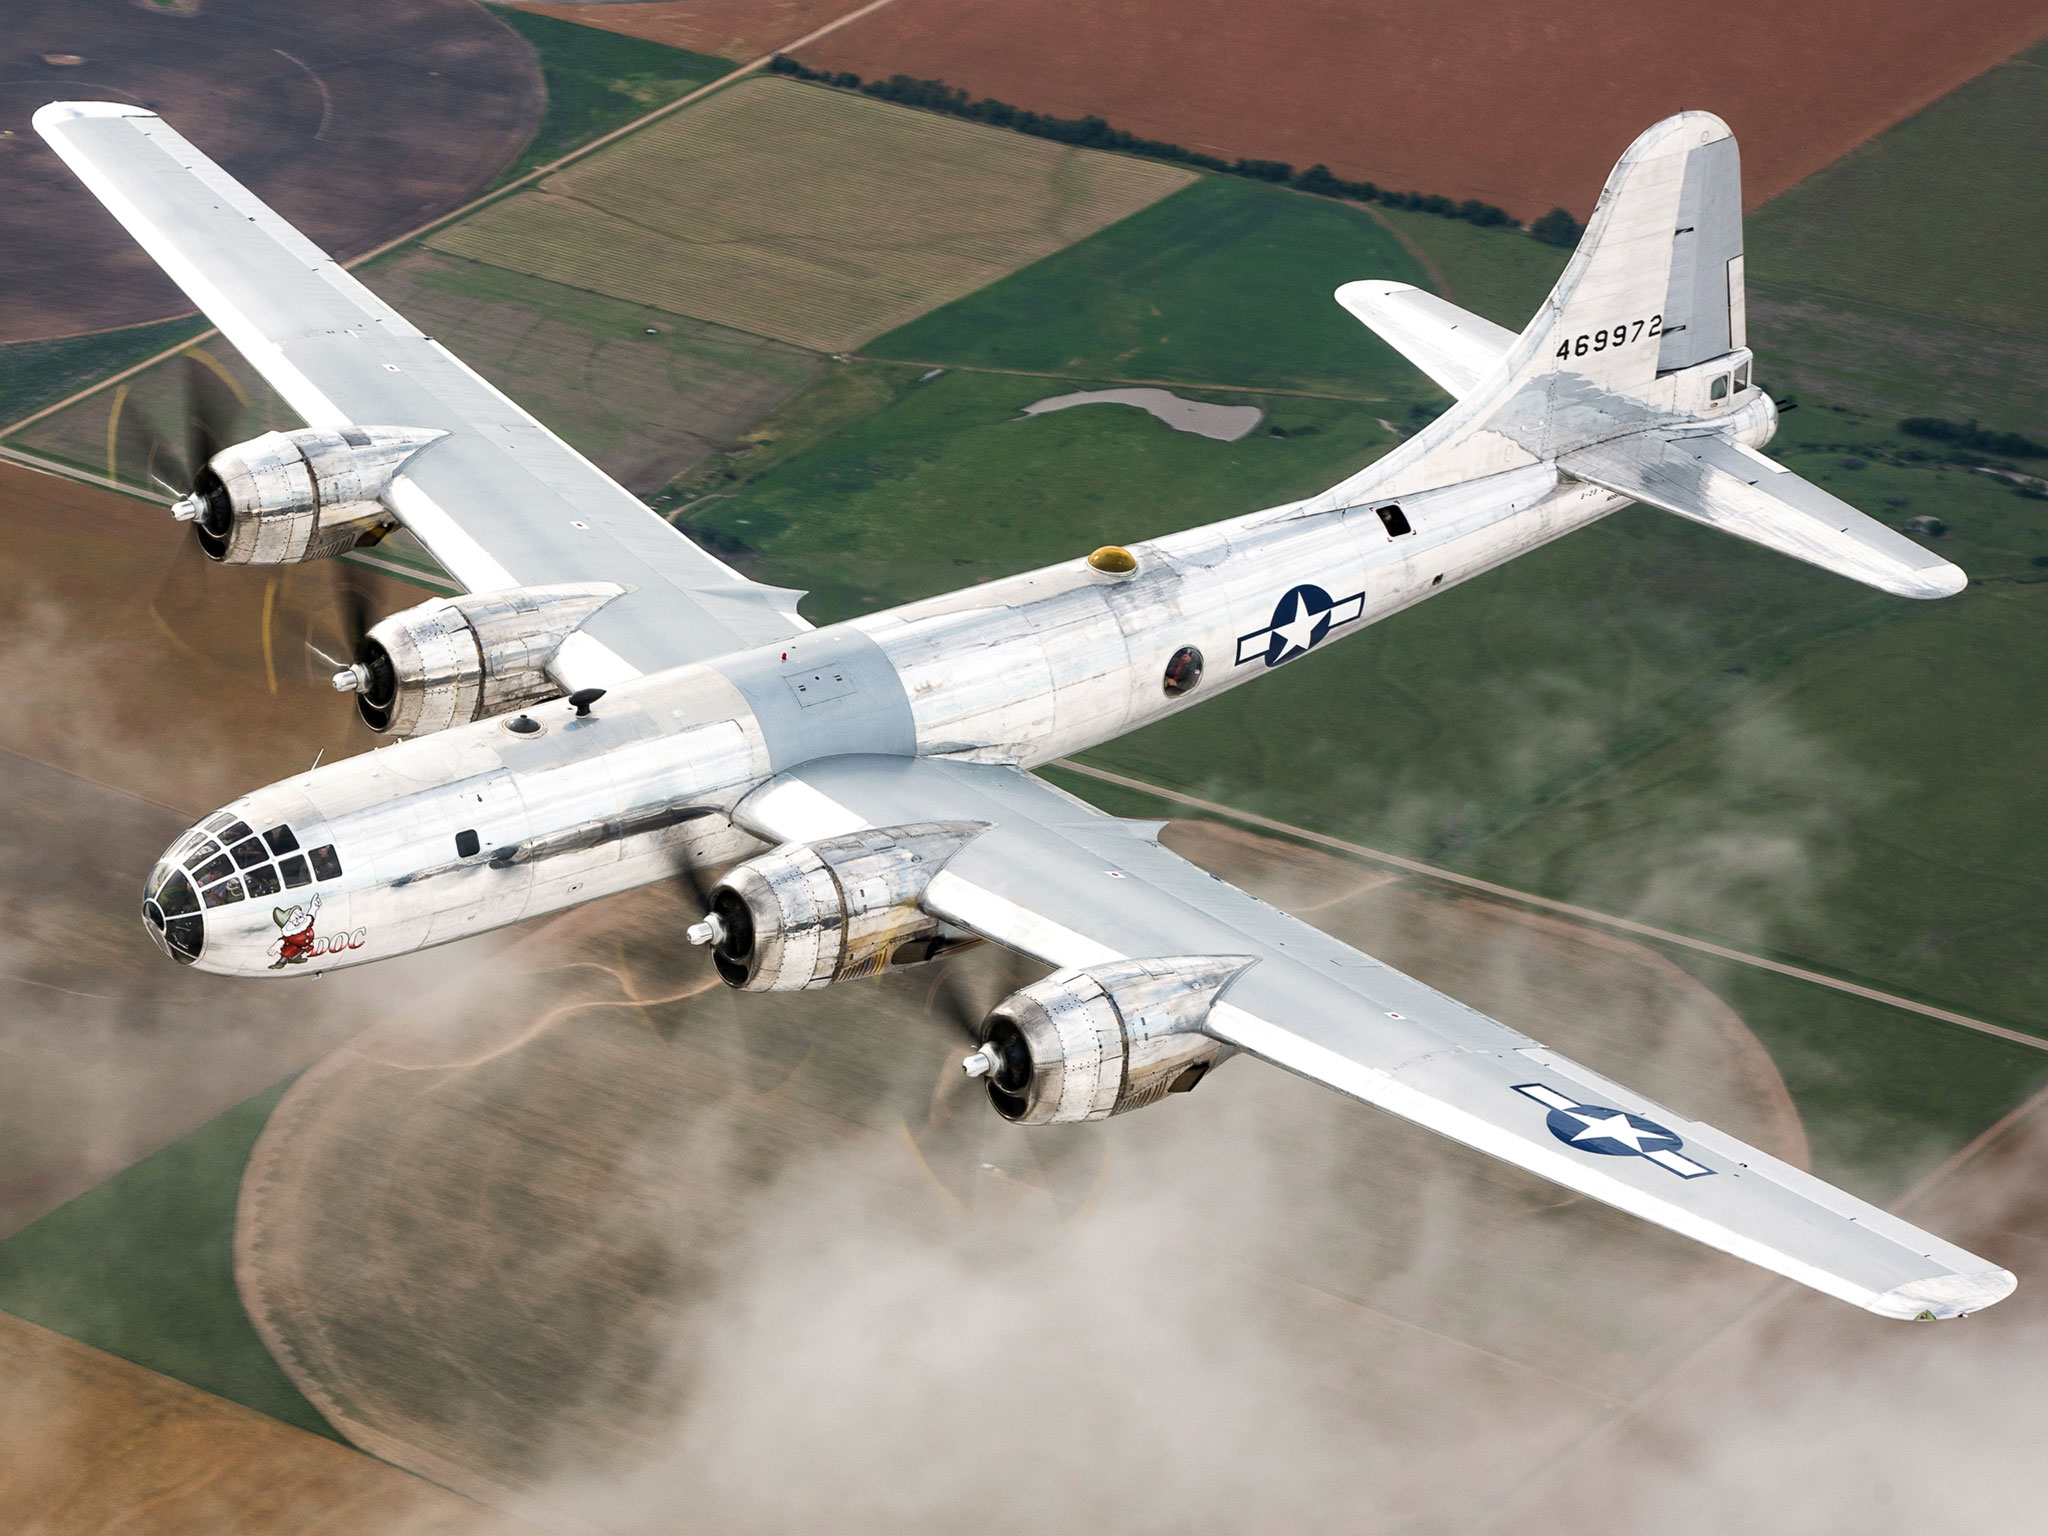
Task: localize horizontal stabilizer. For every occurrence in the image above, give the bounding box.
[1563,432,1966,599]
[1335,281,1515,399]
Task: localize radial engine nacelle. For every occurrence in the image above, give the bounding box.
[335,582,626,736]
[689,823,988,989]
[964,957,1253,1123]
[174,425,445,564]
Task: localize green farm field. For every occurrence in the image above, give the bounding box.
[677,365,1402,618]
[429,76,1196,353]
[1744,39,2048,434]
[0,1079,335,1438]
[868,173,1443,397]
[484,5,734,183]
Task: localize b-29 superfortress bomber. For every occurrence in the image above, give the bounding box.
[35,101,2011,1321]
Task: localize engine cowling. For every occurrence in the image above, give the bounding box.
[175,426,445,564]
[690,823,987,990]
[965,957,1251,1123]
[339,583,625,737]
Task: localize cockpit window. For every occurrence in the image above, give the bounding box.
[279,855,311,889]
[171,831,216,864]
[263,824,300,856]
[221,820,255,845]
[202,877,246,908]
[230,836,268,870]
[156,870,200,918]
[309,845,343,881]
[246,864,282,897]
[204,812,239,836]
[192,851,234,886]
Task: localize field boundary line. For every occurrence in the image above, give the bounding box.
[1051,759,2048,1054]
[0,0,907,444]
[849,356,1383,403]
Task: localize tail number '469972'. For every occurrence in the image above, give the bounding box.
[1557,315,1662,359]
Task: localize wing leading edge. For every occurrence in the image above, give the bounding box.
[34,101,808,678]
[737,754,2015,1321]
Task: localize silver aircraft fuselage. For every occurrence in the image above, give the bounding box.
[142,457,1665,976]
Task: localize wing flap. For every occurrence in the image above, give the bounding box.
[1334,281,1516,399]
[35,101,807,674]
[1564,430,1966,599]
[739,754,2014,1320]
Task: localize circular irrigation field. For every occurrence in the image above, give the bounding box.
[1,0,543,343]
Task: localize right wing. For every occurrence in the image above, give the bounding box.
[1335,280,1516,399]
[737,754,2015,1321]
[35,101,809,681]
[1565,430,1967,599]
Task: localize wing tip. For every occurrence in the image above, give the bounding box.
[1334,279,1421,311]
[1867,1266,2017,1321]
[33,100,158,137]
[1893,558,1969,600]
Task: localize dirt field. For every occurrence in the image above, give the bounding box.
[0,1312,535,1535]
[778,0,2048,218]
[514,0,859,62]
[235,817,1808,1530]
[427,76,1195,352]
[2,0,542,344]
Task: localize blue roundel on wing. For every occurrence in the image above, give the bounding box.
[1544,1103,1684,1158]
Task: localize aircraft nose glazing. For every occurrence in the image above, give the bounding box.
[142,855,204,965]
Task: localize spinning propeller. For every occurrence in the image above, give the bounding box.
[114,352,242,550]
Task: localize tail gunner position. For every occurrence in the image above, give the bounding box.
[41,102,2007,1321]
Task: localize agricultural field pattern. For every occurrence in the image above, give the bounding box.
[4,7,2048,1534]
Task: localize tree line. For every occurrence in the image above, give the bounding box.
[1900,417,2047,460]
[767,57,1583,245]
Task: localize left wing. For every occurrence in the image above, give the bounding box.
[35,101,808,680]
[737,754,2015,1320]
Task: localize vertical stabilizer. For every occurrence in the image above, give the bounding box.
[1514,111,1739,404]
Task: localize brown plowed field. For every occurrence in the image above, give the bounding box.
[514,0,858,62]
[2,0,541,343]
[0,1313,536,1534]
[779,0,2048,218]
